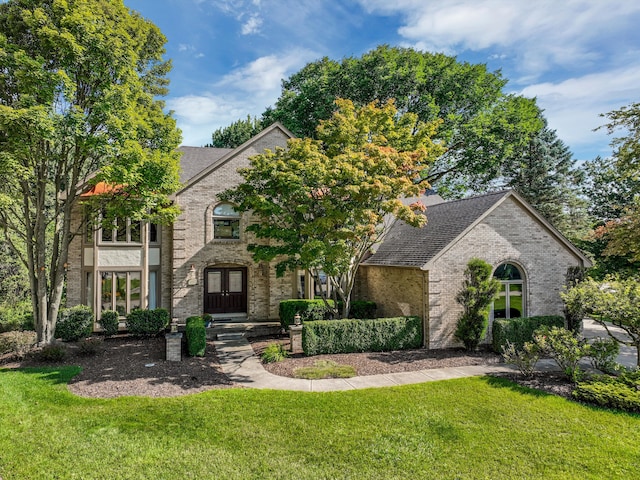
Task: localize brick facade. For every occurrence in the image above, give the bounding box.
[357,195,588,349]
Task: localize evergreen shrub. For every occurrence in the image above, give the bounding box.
[302,316,422,356]
[55,305,93,342]
[492,315,565,353]
[126,308,170,336]
[99,310,120,337]
[186,316,206,357]
[278,299,335,329]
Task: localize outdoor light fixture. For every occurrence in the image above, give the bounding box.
[294,313,301,326]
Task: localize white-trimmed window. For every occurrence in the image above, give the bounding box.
[212,203,240,239]
[101,218,142,243]
[100,271,141,316]
[493,263,525,319]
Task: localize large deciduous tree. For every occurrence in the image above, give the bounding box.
[0,0,182,344]
[221,99,445,318]
[216,45,543,194]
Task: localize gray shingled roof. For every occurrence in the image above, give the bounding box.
[363,191,510,268]
[178,146,233,183]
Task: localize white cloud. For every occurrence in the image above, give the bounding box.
[241,14,262,35]
[519,65,640,159]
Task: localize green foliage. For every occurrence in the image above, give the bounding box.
[0,300,33,332]
[573,371,640,413]
[562,266,587,334]
[222,99,444,318]
[185,316,206,357]
[77,337,103,356]
[533,326,589,382]
[302,316,422,356]
[566,277,640,367]
[260,343,289,363]
[55,305,93,342]
[337,300,377,319]
[0,330,36,357]
[209,115,263,148]
[126,308,170,337]
[454,258,501,350]
[278,299,335,329]
[501,341,541,377]
[586,337,621,374]
[98,310,120,337]
[492,315,565,352]
[260,45,543,195]
[37,344,67,362]
[293,360,356,379]
[0,0,182,344]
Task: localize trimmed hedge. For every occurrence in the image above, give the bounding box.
[492,315,564,353]
[337,300,378,319]
[573,371,640,413]
[55,305,94,342]
[126,308,170,337]
[99,310,120,337]
[279,299,335,329]
[302,316,422,356]
[186,316,206,357]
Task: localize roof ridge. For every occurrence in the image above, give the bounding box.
[433,190,510,207]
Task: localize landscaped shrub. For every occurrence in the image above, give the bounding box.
[126,308,170,337]
[586,337,620,374]
[337,300,377,319]
[55,305,94,342]
[186,316,206,357]
[302,316,422,356]
[77,337,103,356]
[0,331,37,357]
[38,344,67,362]
[0,301,34,333]
[533,326,589,382]
[573,371,640,413]
[261,343,289,363]
[492,315,565,353]
[279,299,335,329]
[99,310,120,337]
[501,340,541,377]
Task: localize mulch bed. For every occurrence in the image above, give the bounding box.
[1,333,575,400]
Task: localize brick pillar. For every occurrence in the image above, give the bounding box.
[165,332,183,361]
[289,325,303,354]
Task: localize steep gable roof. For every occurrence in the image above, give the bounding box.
[177,146,233,183]
[175,122,294,195]
[363,190,592,269]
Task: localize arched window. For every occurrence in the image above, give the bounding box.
[212,203,240,239]
[493,263,525,319]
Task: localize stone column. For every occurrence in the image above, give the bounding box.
[289,325,303,354]
[165,332,183,361]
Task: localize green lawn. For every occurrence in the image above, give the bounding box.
[1,367,639,479]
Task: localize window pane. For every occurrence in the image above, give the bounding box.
[129,272,141,311]
[229,271,243,293]
[493,263,522,281]
[493,291,507,318]
[115,272,127,316]
[85,272,93,310]
[130,221,141,243]
[207,271,222,293]
[102,226,113,242]
[116,219,127,242]
[101,272,112,311]
[149,223,158,243]
[148,271,157,310]
[213,203,238,216]
[214,219,240,239]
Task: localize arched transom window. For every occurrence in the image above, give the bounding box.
[213,203,240,239]
[493,263,525,319]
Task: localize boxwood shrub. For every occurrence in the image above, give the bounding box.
[98,310,120,337]
[55,305,94,342]
[302,316,422,356]
[492,315,564,353]
[126,308,170,337]
[278,299,335,329]
[186,316,206,357]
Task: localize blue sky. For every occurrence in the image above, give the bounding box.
[126,0,640,161]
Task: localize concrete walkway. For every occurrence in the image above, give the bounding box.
[213,319,638,391]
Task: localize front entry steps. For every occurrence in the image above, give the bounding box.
[206,321,282,340]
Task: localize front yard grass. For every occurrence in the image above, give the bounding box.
[1,367,639,479]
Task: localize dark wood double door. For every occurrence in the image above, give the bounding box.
[204,267,247,314]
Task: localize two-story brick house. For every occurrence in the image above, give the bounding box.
[66,124,591,348]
